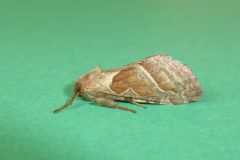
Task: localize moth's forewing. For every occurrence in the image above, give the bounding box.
[107,55,202,104]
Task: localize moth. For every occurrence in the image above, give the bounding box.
[54,54,202,113]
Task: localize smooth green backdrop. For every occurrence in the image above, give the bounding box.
[0,0,239,160]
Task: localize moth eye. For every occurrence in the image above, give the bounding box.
[74,84,80,92]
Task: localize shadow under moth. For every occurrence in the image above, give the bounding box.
[54,54,202,113]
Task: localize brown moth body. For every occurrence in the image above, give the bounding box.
[54,54,202,113]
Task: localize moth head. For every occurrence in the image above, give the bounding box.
[75,66,103,95]
[53,66,102,113]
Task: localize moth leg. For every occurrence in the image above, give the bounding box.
[95,97,136,113]
[131,102,147,109]
[124,97,147,109]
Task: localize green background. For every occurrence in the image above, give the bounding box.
[0,0,239,159]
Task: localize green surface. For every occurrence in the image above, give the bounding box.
[0,0,240,160]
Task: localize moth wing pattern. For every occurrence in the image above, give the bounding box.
[107,55,202,104]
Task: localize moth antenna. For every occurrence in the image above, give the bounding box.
[53,92,80,113]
